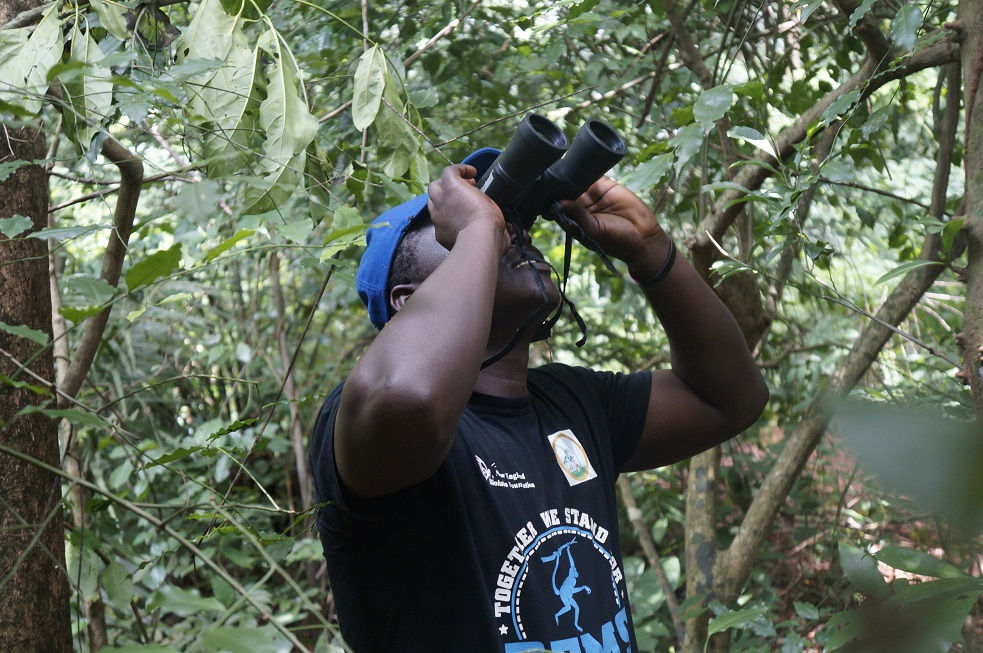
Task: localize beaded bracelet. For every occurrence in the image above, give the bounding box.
[630,238,676,288]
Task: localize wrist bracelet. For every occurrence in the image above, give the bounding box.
[630,239,676,288]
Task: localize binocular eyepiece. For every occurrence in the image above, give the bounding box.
[476,113,627,229]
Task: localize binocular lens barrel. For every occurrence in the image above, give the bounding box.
[477,113,627,228]
[546,119,627,200]
[477,114,568,207]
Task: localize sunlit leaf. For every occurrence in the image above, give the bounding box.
[874,259,941,285]
[890,5,923,52]
[62,19,114,153]
[352,45,388,131]
[0,6,62,115]
[838,541,890,599]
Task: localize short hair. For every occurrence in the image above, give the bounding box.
[385,215,432,318]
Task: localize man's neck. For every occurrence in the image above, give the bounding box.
[474,344,530,398]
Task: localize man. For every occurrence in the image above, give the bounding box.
[309,147,768,652]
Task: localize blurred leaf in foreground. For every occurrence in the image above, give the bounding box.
[834,401,982,534]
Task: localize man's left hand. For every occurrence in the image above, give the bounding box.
[558,178,670,277]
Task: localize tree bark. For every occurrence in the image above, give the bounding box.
[0,120,72,652]
[959,0,983,415]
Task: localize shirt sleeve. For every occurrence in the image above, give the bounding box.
[308,380,421,523]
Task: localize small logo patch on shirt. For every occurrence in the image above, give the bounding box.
[546,429,597,486]
[474,455,537,489]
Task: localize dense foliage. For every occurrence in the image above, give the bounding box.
[1,0,981,651]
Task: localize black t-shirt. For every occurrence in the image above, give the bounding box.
[309,363,652,653]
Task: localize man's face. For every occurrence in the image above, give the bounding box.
[411,223,562,323]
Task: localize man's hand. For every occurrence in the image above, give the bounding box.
[427,164,509,255]
[559,177,670,277]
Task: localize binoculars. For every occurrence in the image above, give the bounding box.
[477,113,627,230]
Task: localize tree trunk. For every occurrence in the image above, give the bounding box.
[959,0,983,415]
[0,121,72,651]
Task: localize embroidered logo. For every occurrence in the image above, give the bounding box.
[547,430,597,486]
[474,455,536,489]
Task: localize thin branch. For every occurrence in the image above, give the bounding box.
[48,169,190,213]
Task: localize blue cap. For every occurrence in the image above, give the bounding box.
[356,148,501,329]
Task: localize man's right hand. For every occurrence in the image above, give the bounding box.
[427,164,510,256]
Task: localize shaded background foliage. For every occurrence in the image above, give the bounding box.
[0,0,981,651]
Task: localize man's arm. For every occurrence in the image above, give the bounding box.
[335,165,509,498]
[561,179,768,470]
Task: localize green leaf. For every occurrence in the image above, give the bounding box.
[201,625,281,653]
[822,609,864,650]
[174,180,220,222]
[694,84,734,130]
[206,229,255,262]
[39,408,108,427]
[876,546,966,580]
[874,259,941,285]
[102,562,134,611]
[890,5,923,52]
[623,153,673,193]
[145,446,204,468]
[848,0,878,30]
[821,90,861,126]
[242,29,317,213]
[0,159,33,182]
[941,218,964,255]
[148,586,225,615]
[0,320,49,346]
[0,373,51,396]
[126,244,182,291]
[727,126,775,158]
[89,0,131,40]
[794,601,819,620]
[373,75,421,178]
[707,605,768,636]
[669,123,706,176]
[0,6,63,115]
[176,0,260,176]
[794,0,824,24]
[27,224,105,241]
[838,541,890,599]
[61,20,114,153]
[66,537,103,600]
[99,646,178,653]
[352,45,388,131]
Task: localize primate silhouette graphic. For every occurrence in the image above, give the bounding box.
[541,538,592,632]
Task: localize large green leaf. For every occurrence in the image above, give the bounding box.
[352,45,387,131]
[126,244,183,290]
[890,5,923,52]
[89,0,131,41]
[62,19,114,153]
[694,84,734,130]
[0,6,63,115]
[838,541,890,599]
[176,0,260,176]
[242,28,317,213]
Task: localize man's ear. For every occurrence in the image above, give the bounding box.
[389,283,419,314]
